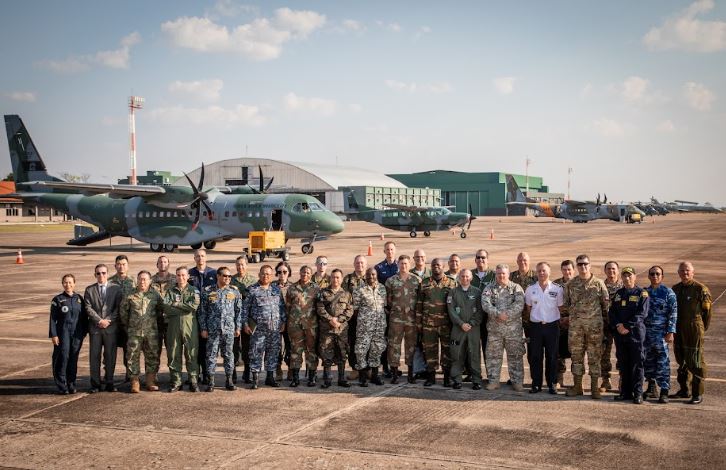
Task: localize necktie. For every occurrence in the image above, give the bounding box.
[100,284,106,302]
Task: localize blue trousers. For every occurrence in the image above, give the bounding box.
[644,334,671,390]
[250,326,281,373]
[206,332,235,377]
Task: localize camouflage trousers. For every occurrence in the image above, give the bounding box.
[126,333,160,377]
[568,318,602,377]
[165,316,199,385]
[422,324,451,372]
[387,320,417,367]
[250,325,282,373]
[288,314,318,370]
[355,310,387,370]
[206,331,235,377]
[644,332,671,390]
[486,322,525,384]
[601,327,614,379]
[319,324,349,367]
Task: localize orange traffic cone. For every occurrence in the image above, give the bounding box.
[489,229,495,240]
[380,233,385,241]
[367,241,373,256]
[16,249,24,264]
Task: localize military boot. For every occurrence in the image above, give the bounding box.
[407,366,416,384]
[390,367,399,384]
[130,376,141,394]
[307,369,317,387]
[242,366,251,384]
[276,365,284,382]
[371,367,384,386]
[266,371,280,387]
[337,363,351,387]
[643,379,656,399]
[189,378,199,393]
[232,368,238,384]
[289,368,300,388]
[321,367,332,389]
[590,376,602,399]
[443,368,452,388]
[658,389,669,404]
[225,375,236,391]
[359,368,369,387]
[566,375,583,397]
[600,377,612,392]
[250,372,258,390]
[146,373,159,392]
[556,373,565,389]
[206,377,215,392]
[424,370,436,387]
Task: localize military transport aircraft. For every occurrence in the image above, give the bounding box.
[4,115,343,253]
[344,193,475,238]
[505,174,646,223]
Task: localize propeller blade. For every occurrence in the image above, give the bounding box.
[198,163,205,191]
[201,200,213,219]
[258,165,264,193]
[191,204,201,230]
[604,194,608,204]
[264,176,274,192]
[183,172,199,196]
[467,203,475,230]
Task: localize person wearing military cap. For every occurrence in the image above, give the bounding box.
[448,269,484,390]
[49,274,86,394]
[316,269,354,388]
[608,267,649,404]
[600,261,623,392]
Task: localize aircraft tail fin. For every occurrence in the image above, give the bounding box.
[505,174,532,203]
[4,115,64,188]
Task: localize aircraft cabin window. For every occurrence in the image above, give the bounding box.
[225,211,229,217]
[203,211,207,216]
[309,203,323,211]
[232,211,237,217]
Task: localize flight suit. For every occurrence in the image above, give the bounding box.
[49,292,86,393]
[163,284,200,387]
[471,269,494,374]
[609,286,649,398]
[672,280,712,397]
[481,282,525,385]
[448,285,484,385]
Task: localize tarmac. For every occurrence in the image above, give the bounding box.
[0,213,724,469]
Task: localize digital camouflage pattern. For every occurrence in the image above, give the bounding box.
[672,280,712,396]
[200,285,242,377]
[385,273,421,367]
[644,284,677,390]
[120,289,164,377]
[242,283,286,373]
[481,282,525,384]
[163,284,200,385]
[316,287,354,366]
[416,276,456,371]
[352,283,387,369]
[601,279,623,379]
[448,285,484,384]
[285,281,320,370]
[564,275,609,377]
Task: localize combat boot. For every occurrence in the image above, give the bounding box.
[130,376,141,394]
[266,371,280,387]
[189,378,199,393]
[242,366,251,384]
[225,375,236,391]
[337,363,351,388]
[206,377,215,392]
[370,367,384,386]
[289,368,300,387]
[658,389,669,404]
[407,366,416,384]
[443,368,452,388]
[643,379,656,399]
[590,376,602,399]
[600,377,612,392]
[146,373,159,392]
[485,381,500,391]
[359,368,369,387]
[250,372,258,390]
[276,365,284,382]
[423,371,436,387]
[556,373,565,389]
[390,367,399,384]
[232,368,238,384]
[307,369,317,387]
[566,375,583,397]
[321,367,332,389]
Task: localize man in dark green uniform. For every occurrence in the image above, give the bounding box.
[163,266,201,392]
[448,269,484,390]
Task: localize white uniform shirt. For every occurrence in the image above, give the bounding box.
[525,281,563,323]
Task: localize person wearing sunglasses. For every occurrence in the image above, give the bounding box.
[469,249,495,382]
[312,256,331,288]
[643,265,677,403]
[231,255,257,385]
[49,273,86,395]
[273,261,292,382]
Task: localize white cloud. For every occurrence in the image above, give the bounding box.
[493,77,516,95]
[376,21,402,32]
[683,81,716,110]
[169,79,224,102]
[385,80,452,94]
[621,76,649,102]
[5,91,37,102]
[342,19,364,32]
[657,120,676,133]
[643,0,726,52]
[590,118,626,138]
[284,92,337,116]
[206,0,257,18]
[413,25,431,40]
[161,8,325,60]
[149,104,266,127]
[35,32,140,73]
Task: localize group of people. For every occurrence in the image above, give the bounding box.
[49,242,713,405]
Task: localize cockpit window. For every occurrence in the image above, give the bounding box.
[308,202,323,211]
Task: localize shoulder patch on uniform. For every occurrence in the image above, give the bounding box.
[641,291,648,298]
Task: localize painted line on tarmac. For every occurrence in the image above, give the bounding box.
[0,337,49,343]
[14,394,89,420]
[713,287,725,305]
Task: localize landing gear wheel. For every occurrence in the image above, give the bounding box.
[163,244,177,252]
[259,252,266,262]
[409,230,417,238]
[460,231,467,239]
[301,244,314,255]
[203,240,217,250]
[281,251,290,261]
[150,243,163,252]
[251,253,260,263]
[424,231,431,237]
[190,243,203,250]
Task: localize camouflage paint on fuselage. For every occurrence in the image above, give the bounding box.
[349,207,469,232]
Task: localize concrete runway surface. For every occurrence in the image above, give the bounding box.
[0,213,724,469]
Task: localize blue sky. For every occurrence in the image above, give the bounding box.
[1,1,724,205]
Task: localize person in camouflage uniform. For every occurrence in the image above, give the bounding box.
[671,261,712,404]
[481,264,525,391]
[448,269,484,390]
[231,255,256,384]
[416,258,456,387]
[120,271,164,393]
[343,255,368,381]
[510,252,536,372]
[109,254,136,382]
[313,256,331,288]
[385,254,421,384]
[199,267,242,392]
[412,249,431,279]
[162,266,200,392]
[353,268,387,386]
[469,249,495,380]
[643,265,677,403]
[243,265,286,389]
[316,269,354,388]
[375,241,398,378]
[273,261,293,382]
[286,265,320,387]
[601,261,623,392]
[444,254,461,282]
[151,255,177,363]
[553,260,575,388]
[564,254,609,399]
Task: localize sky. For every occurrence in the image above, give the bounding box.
[1,0,725,206]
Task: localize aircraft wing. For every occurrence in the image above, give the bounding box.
[383,204,433,212]
[564,200,589,206]
[20,181,166,198]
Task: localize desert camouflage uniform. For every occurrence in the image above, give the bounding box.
[120,288,163,377]
[448,285,484,384]
[416,276,456,372]
[602,279,623,380]
[644,284,677,390]
[199,285,242,377]
[481,282,525,384]
[352,283,387,369]
[162,284,200,385]
[412,267,432,280]
[564,275,609,377]
[672,280,712,396]
[385,274,421,367]
[316,287,354,366]
[312,273,331,289]
[109,274,136,377]
[242,284,286,373]
[285,281,320,370]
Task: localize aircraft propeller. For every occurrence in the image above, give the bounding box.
[183,162,214,230]
[247,165,274,194]
[467,203,477,230]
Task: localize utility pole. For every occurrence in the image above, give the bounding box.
[128,96,144,185]
[525,157,532,198]
[567,167,573,201]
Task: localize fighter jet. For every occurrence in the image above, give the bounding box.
[4,115,343,253]
[344,192,475,238]
[505,174,645,223]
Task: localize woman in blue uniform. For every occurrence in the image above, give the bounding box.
[50,274,87,394]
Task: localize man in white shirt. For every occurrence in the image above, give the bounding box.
[524,262,564,394]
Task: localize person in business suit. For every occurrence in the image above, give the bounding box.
[84,264,123,393]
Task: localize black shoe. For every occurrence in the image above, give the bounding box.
[265,371,280,387]
[57,390,69,395]
[472,383,482,391]
[688,395,703,405]
[529,386,541,394]
[669,388,690,399]
[390,367,399,384]
[643,380,656,399]
[452,381,462,390]
[424,371,435,387]
[225,375,236,391]
[190,382,199,393]
[407,368,416,384]
[289,369,300,388]
[359,368,369,387]
[658,390,669,404]
[370,367,384,386]
[88,387,101,394]
[614,394,632,401]
[105,384,118,393]
[307,370,317,387]
[548,386,557,395]
[506,379,512,385]
[463,375,472,383]
[68,386,77,394]
[633,396,643,404]
[168,384,181,393]
[383,367,393,379]
[443,369,451,388]
[232,369,238,384]
[243,367,251,384]
[337,364,350,387]
[321,368,332,389]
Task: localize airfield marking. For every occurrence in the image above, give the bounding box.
[0,337,50,343]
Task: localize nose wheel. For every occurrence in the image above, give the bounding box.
[409,230,417,238]
[301,243,314,254]
[460,231,467,239]
[424,230,431,237]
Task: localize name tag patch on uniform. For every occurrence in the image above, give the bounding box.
[548,292,558,298]
[468,295,476,300]
[175,295,181,302]
[226,293,236,300]
[628,295,639,302]
[621,301,626,307]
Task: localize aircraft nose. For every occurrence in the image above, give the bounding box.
[328,214,344,234]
